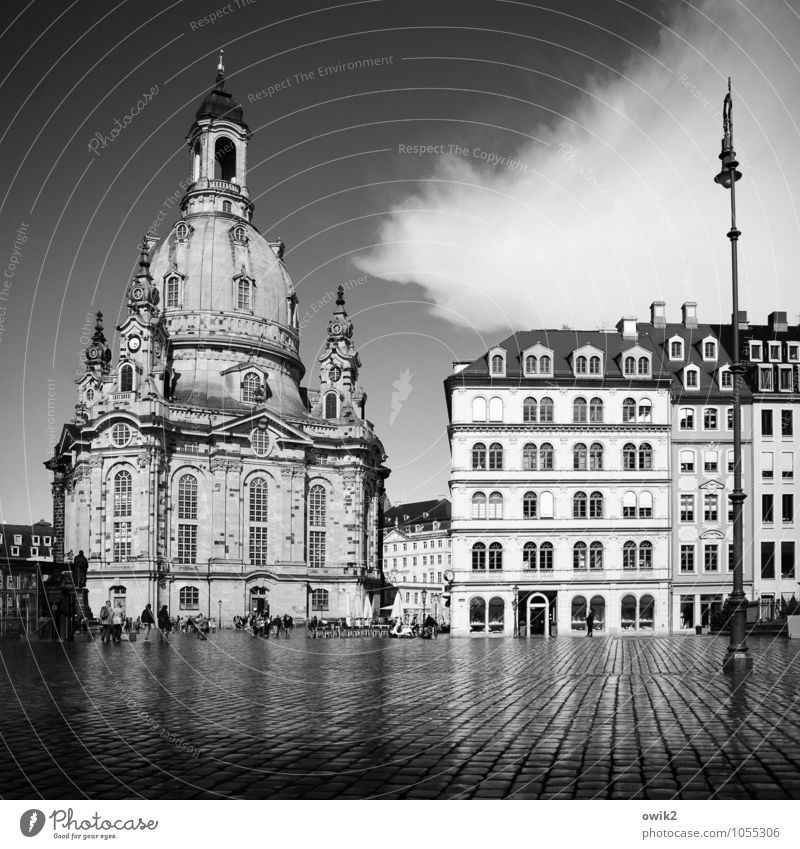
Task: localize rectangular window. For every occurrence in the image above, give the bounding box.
[726,408,734,430]
[30,547,39,557]
[762,452,774,479]
[704,453,718,473]
[680,495,694,522]
[680,545,695,573]
[781,541,795,579]
[113,522,132,561]
[249,526,268,565]
[177,524,197,564]
[728,496,734,522]
[32,535,40,545]
[761,541,775,579]
[703,408,718,430]
[762,409,773,436]
[727,450,734,473]
[769,342,781,360]
[782,452,794,479]
[782,493,794,523]
[759,367,774,391]
[789,343,800,362]
[237,279,251,310]
[309,530,326,568]
[704,545,719,572]
[10,546,19,556]
[781,409,793,436]
[680,451,695,472]
[779,368,793,392]
[704,494,718,522]
[750,342,762,361]
[728,543,735,572]
[762,493,774,524]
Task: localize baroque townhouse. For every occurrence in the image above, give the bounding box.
[382,499,451,623]
[446,317,673,636]
[0,520,53,635]
[730,311,800,610]
[640,303,754,632]
[46,61,388,624]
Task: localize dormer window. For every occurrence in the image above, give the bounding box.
[236,277,252,310]
[523,346,553,377]
[624,356,635,376]
[769,342,781,361]
[589,356,601,375]
[175,222,190,241]
[637,356,650,376]
[166,275,181,308]
[489,350,506,376]
[749,342,762,361]
[232,224,248,244]
[788,343,799,362]
[525,355,537,373]
[684,366,699,390]
[242,372,262,404]
[719,366,733,390]
[575,356,587,374]
[702,338,718,361]
[758,367,774,392]
[14,534,22,545]
[668,337,684,361]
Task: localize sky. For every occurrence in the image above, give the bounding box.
[1,0,800,522]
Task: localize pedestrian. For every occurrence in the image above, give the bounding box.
[99,601,111,643]
[157,604,171,642]
[585,608,595,637]
[111,603,125,643]
[141,603,155,641]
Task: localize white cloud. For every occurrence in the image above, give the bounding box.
[355,0,800,333]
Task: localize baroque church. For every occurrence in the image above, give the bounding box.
[46,58,389,624]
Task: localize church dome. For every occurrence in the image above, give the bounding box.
[194,84,245,126]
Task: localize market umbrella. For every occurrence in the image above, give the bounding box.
[345,592,352,626]
[390,592,403,621]
[362,594,373,621]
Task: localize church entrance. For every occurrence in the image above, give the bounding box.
[250,586,269,617]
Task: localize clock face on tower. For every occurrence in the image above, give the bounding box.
[331,322,342,335]
[127,335,142,353]
[87,346,98,359]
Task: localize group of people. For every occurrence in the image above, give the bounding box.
[235,613,294,637]
[98,602,174,643]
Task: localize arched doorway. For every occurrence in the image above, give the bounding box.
[526,592,550,639]
[249,586,269,616]
[589,595,606,633]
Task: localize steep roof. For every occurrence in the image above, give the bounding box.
[384,498,451,530]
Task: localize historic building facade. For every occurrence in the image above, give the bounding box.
[46,61,389,624]
[0,520,52,635]
[382,498,451,623]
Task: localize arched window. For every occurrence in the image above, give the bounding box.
[308,483,326,568]
[639,540,653,570]
[324,392,338,419]
[571,595,587,631]
[679,408,694,429]
[589,355,601,374]
[488,542,503,570]
[222,200,232,213]
[523,541,537,568]
[621,594,637,629]
[214,136,236,181]
[573,397,587,423]
[680,449,695,472]
[589,541,604,570]
[573,442,587,471]
[249,477,269,565]
[637,356,649,375]
[540,442,554,471]
[540,355,551,373]
[488,443,504,470]
[639,491,653,518]
[311,589,329,612]
[469,596,486,631]
[176,221,190,241]
[623,443,636,470]
[471,492,487,519]
[488,491,503,519]
[523,491,537,519]
[539,397,554,422]
[523,397,537,422]
[119,364,133,393]
[573,541,587,570]
[639,594,655,629]
[540,541,554,569]
[589,443,603,471]
[113,470,132,561]
[704,449,719,472]
[589,397,603,423]
[491,354,504,375]
[624,356,636,375]
[622,541,637,570]
[522,443,537,471]
[471,442,487,470]
[589,595,606,632]
[86,388,94,402]
[638,443,653,470]
[166,276,180,308]
[670,340,683,358]
[179,586,200,610]
[472,397,487,421]
[232,224,247,243]
[242,372,261,404]
[488,596,504,631]
[573,491,587,519]
[638,398,652,422]
[622,397,636,423]
[525,355,537,373]
[589,491,604,519]
[575,356,587,374]
[177,473,198,565]
[471,543,486,571]
[236,277,252,310]
[623,491,637,518]
[488,396,503,421]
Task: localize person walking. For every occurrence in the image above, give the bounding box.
[157,605,171,642]
[99,601,112,643]
[585,608,595,637]
[141,603,155,641]
[111,603,125,643]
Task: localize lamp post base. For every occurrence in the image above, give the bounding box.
[722,650,753,674]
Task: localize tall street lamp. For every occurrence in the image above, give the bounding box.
[512,585,519,638]
[714,78,752,674]
[218,599,222,631]
[421,588,427,624]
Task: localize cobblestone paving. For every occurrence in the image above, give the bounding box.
[1,633,799,799]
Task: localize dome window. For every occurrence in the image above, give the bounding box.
[236,277,252,310]
[165,275,181,308]
[242,372,262,404]
[175,222,190,241]
[231,224,248,244]
[214,137,236,182]
[111,423,132,447]
[222,200,232,214]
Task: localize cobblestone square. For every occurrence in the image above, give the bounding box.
[1,633,799,799]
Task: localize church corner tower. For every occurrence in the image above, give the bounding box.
[46,56,389,626]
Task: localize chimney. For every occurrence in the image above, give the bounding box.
[650,301,666,328]
[616,315,638,340]
[768,310,788,333]
[681,301,698,329]
[734,310,748,330]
